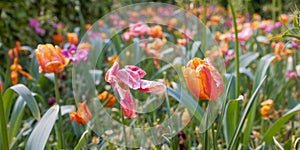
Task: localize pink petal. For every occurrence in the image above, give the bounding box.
[120,90,136,118]
[138,79,166,94]
[116,65,146,90]
[105,62,119,83]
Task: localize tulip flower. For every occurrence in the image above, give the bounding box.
[182,57,224,100]
[10,58,33,85]
[70,100,92,124]
[105,62,166,118]
[260,99,275,118]
[67,33,79,45]
[149,25,164,38]
[35,44,69,73]
[98,91,117,107]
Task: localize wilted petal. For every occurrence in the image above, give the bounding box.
[138,79,166,94]
[120,90,136,118]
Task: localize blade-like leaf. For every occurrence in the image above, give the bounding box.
[224,95,243,145]
[8,97,26,144]
[10,84,40,120]
[263,104,300,145]
[242,54,275,147]
[25,105,59,150]
[74,130,89,150]
[167,87,204,122]
[228,76,267,149]
[273,137,284,150]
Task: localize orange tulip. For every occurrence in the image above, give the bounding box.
[10,58,32,85]
[149,25,163,38]
[260,99,275,118]
[182,57,224,100]
[35,44,69,73]
[70,100,92,124]
[67,33,79,45]
[53,34,64,44]
[98,91,117,107]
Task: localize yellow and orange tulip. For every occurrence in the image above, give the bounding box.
[70,100,92,124]
[35,44,69,73]
[182,57,224,100]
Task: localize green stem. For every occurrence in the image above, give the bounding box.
[121,112,128,150]
[277,0,282,18]
[272,0,276,22]
[0,92,9,150]
[202,0,207,52]
[54,74,64,149]
[229,0,240,98]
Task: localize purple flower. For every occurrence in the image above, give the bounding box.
[62,44,89,64]
[47,97,56,105]
[29,19,40,28]
[285,70,298,79]
[275,22,282,28]
[35,27,45,35]
[178,131,187,150]
[52,23,66,29]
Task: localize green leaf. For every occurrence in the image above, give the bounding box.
[216,75,234,139]
[263,103,300,145]
[228,76,267,149]
[8,97,26,144]
[3,89,16,121]
[227,52,259,73]
[74,130,89,150]
[224,95,243,145]
[25,105,59,150]
[273,137,284,150]
[10,84,40,120]
[242,54,275,147]
[167,87,204,122]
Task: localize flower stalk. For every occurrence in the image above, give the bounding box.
[229,0,240,97]
[54,74,64,149]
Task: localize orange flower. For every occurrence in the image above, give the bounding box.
[67,33,79,45]
[260,99,275,118]
[85,24,92,30]
[271,42,293,61]
[149,25,163,38]
[107,55,119,64]
[98,91,117,107]
[278,14,289,25]
[10,58,32,85]
[182,57,224,100]
[70,100,92,124]
[35,44,69,73]
[53,34,64,44]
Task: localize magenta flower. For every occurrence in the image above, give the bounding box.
[61,44,89,64]
[52,23,66,29]
[35,27,45,35]
[285,70,298,79]
[29,19,40,28]
[232,28,253,42]
[105,62,166,118]
[128,22,150,37]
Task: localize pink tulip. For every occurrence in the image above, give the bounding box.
[105,62,166,118]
